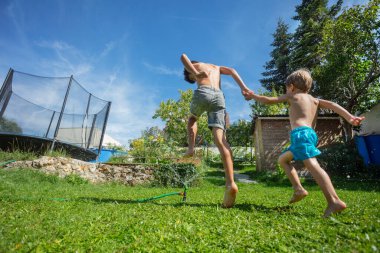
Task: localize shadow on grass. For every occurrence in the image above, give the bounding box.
[258,178,380,192]
[77,197,295,214]
[78,197,140,204]
[240,169,380,192]
[0,195,298,215]
[234,203,294,213]
[204,170,224,178]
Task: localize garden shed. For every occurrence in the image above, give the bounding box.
[253,115,343,171]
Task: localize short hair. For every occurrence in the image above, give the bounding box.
[285,68,312,92]
[183,60,199,84]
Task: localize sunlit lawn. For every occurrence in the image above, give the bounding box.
[0,165,379,252]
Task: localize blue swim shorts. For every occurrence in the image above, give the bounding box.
[284,126,321,161]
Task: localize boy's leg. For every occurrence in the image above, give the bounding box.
[184,115,197,157]
[303,158,346,217]
[278,151,308,203]
[212,127,238,208]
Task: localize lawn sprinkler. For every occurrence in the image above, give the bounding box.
[180,184,188,202]
[135,184,188,203]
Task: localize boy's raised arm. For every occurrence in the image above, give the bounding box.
[220,66,250,96]
[180,53,207,79]
[180,54,197,74]
[318,99,364,126]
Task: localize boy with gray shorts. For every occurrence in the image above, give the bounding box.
[181,53,250,208]
[190,86,226,131]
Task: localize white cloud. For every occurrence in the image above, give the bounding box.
[143,62,182,77]
[36,40,93,76]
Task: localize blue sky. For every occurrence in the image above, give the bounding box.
[0,0,368,146]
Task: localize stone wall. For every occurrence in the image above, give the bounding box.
[5,156,156,186]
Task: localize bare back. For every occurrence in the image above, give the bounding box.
[193,63,221,89]
[287,93,319,129]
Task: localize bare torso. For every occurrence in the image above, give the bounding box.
[288,93,319,129]
[193,63,221,89]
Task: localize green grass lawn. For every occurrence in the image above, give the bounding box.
[1,166,379,252]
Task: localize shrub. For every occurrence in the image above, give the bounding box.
[253,163,289,184]
[128,136,182,164]
[318,141,378,178]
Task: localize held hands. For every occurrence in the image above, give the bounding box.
[349,116,365,126]
[242,89,255,100]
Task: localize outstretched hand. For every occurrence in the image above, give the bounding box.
[349,116,365,126]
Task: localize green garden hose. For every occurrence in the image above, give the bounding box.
[0,160,16,167]
[136,185,188,203]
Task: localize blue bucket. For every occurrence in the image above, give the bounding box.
[365,135,380,165]
[355,136,370,166]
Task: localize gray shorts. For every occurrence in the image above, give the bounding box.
[190,86,226,130]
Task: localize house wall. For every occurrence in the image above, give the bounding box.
[254,117,343,171]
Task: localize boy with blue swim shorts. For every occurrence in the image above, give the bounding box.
[243,69,364,217]
[284,126,321,161]
[181,53,250,208]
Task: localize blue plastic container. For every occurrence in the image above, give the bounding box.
[355,136,371,166]
[365,135,380,165]
[90,149,128,163]
[97,149,115,163]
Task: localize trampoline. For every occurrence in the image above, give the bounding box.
[0,69,111,161]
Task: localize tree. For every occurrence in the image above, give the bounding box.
[291,0,343,72]
[0,117,22,133]
[314,0,380,139]
[260,19,292,93]
[153,89,212,147]
[226,119,252,147]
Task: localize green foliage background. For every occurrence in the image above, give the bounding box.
[153,89,212,147]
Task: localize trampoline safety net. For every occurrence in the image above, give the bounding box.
[0,68,111,160]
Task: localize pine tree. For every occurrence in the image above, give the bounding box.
[260,19,292,93]
[290,0,343,71]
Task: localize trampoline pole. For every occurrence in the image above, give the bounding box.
[0,68,14,118]
[51,75,73,152]
[96,102,111,157]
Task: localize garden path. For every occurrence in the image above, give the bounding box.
[234,172,257,184]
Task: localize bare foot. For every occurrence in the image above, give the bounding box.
[222,183,238,208]
[289,189,309,204]
[323,200,347,218]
